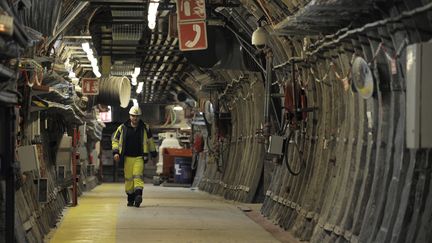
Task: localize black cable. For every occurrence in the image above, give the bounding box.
[217,140,224,173]
[270,98,282,133]
[283,129,305,176]
[0,1,30,47]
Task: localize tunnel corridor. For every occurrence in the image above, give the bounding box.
[1,0,432,243]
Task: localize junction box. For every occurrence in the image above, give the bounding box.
[406,42,432,148]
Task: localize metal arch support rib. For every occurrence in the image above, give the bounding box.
[47,2,90,47]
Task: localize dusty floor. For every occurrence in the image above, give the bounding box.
[48,183,299,243]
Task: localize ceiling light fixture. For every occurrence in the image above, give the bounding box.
[131,77,137,86]
[147,0,159,30]
[132,98,138,107]
[133,67,141,76]
[81,42,101,78]
[130,67,140,86]
[136,82,144,93]
[81,42,90,52]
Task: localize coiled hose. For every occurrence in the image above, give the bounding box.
[282,127,306,176]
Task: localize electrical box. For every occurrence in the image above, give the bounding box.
[17,145,40,174]
[406,42,432,148]
[268,135,285,155]
[34,178,48,203]
[31,112,41,142]
[56,133,72,172]
[57,165,65,179]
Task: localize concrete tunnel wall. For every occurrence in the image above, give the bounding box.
[196,1,432,243]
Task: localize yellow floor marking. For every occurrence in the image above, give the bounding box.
[50,184,122,243]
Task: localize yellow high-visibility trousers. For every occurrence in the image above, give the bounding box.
[124,156,144,193]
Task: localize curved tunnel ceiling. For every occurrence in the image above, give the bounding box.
[7,0,432,242]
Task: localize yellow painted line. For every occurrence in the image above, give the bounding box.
[50,184,122,243]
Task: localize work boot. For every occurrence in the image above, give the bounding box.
[127,192,135,207]
[134,189,142,207]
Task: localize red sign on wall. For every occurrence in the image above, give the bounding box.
[99,110,112,123]
[177,0,206,21]
[178,21,207,51]
[81,78,99,95]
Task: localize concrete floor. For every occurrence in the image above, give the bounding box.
[48,183,298,243]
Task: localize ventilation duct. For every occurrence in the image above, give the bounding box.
[97,76,131,108]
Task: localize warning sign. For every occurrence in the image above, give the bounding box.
[81,78,99,95]
[177,0,206,22]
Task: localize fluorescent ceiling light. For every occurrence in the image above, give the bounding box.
[81,42,90,52]
[134,67,141,76]
[132,98,138,107]
[93,69,101,78]
[147,0,159,29]
[148,22,156,30]
[136,82,144,94]
[131,77,137,86]
[80,42,101,78]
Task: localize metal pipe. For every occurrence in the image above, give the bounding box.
[264,48,273,143]
[291,48,299,116]
[72,127,78,206]
[47,2,89,46]
[2,107,16,242]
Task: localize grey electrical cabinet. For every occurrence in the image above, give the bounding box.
[406,42,432,148]
[17,145,40,174]
[56,133,73,172]
[268,135,285,155]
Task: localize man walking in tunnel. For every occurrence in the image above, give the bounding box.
[112,106,158,207]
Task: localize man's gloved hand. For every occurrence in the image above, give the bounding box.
[113,153,120,162]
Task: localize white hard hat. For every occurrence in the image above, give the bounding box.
[129,106,142,116]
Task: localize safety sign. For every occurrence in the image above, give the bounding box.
[178,21,207,51]
[81,78,99,95]
[176,0,207,51]
[177,0,206,21]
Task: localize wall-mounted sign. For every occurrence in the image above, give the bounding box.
[176,0,207,52]
[178,21,208,51]
[99,110,112,123]
[82,78,99,95]
[177,0,206,22]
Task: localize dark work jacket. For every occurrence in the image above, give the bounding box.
[112,120,157,163]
